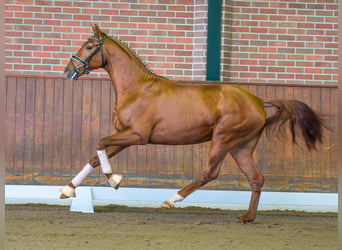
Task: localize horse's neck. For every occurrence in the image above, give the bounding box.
[105,59,158,109]
[103,39,172,105]
[104,49,142,93]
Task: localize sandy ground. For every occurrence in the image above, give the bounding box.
[5,204,337,250]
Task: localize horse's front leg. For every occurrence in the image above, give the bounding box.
[60,128,149,198]
[59,145,126,198]
[96,127,149,150]
[95,128,149,186]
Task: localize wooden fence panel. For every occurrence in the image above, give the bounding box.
[5,76,338,193]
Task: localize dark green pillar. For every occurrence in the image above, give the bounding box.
[206,0,222,81]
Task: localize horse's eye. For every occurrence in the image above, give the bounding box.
[86,45,92,50]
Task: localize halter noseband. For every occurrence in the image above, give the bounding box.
[70,33,107,79]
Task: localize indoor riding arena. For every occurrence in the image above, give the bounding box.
[4,0,338,249]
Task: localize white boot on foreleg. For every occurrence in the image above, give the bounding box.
[59,163,94,198]
[97,149,122,189]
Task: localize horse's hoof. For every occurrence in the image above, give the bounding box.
[234,215,255,224]
[107,174,122,189]
[59,185,76,199]
[161,201,174,208]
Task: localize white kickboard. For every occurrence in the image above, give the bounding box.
[70,186,94,213]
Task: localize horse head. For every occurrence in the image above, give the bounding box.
[64,24,107,80]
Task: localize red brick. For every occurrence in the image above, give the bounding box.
[6,5,23,11]
[259,60,276,66]
[326,17,338,22]
[306,55,323,61]
[305,68,322,74]
[278,48,295,54]
[251,14,268,21]
[296,62,314,67]
[296,36,314,41]
[240,59,258,65]
[270,2,287,8]
[314,75,331,80]
[268,67,285,73]
[250,66,266,72]
[23,58,41,64]
[111,3,129,9]
[297,23,314,29]
[324,43,338,49]
[279,9,296,15]
[315,49,332,54]
[5,18,22,24]
[240,72,257,78]
[278,74,294,79]
[251,27,268,33]
[259,73,276,78]
[14,64,32,70]
[269,54,286,60]
[289,3,306,9]
[278,35,295,41]
[16,0,33,4]
[324,56,338,61]
[250,53,267,59]
[288,16,305,22]
[240,33,258,39]
[55,1,72,7]
[260,8,277,14]
[288,29,305,35]
[315,62,332,68]
[242,8,258,14]
[270,15,287,21]
[240,47,257,52]
[296,49,314,54]
[259,47,276,53]
[324,69,338,74]
[287,68,304,73]
[34,65,51,71]
[296,74,313,80]
[269,41,286,47]
[278,61,295,67]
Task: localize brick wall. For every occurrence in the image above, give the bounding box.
[5,0,338,84]
[5,0,208,80]
[222,0,338,85]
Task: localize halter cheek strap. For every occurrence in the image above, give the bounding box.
[70,33,107,76]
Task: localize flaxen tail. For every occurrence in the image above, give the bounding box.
[263,100,327,150]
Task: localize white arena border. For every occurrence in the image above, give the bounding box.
[5,185,337,214]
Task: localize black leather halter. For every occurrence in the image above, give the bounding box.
[70,33,107,79]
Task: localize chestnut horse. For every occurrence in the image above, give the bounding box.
[61,24,325,223]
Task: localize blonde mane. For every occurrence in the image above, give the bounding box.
[108,35,169,80]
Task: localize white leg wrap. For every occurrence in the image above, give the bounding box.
[107,174,122,189]
[167,193,184,204]
[71,163,94,187]
[161,193,184,208]
[97,150,112,174]
[97,150,122,189]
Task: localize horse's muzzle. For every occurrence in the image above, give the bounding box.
[64,67,79,81]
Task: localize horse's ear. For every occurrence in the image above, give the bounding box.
[91,23,103,38]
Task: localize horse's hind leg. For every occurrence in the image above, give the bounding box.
[59,145,125,198]
[161,141,228,208]
[229,138,264,223]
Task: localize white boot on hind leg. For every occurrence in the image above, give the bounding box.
[107,174,122,189]
[161,193,184,208]
[59,185,76,199]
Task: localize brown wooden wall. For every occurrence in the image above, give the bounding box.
[5,76,337,193]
